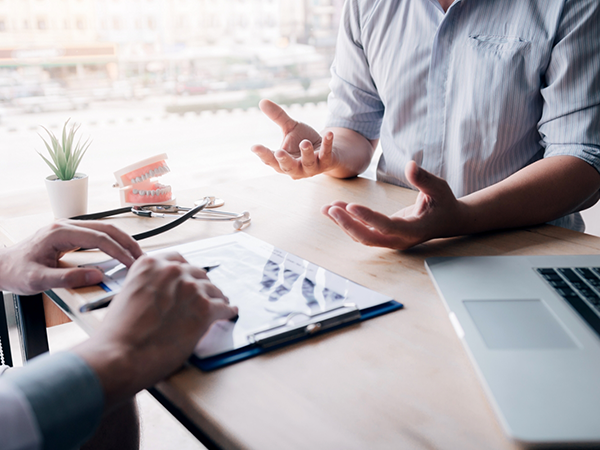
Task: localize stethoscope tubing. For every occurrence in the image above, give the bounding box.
[69,197,250,240]
[131,199,208,241]
[71,198,209,241]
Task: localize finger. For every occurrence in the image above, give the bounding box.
[259,99,297,134]
[330,200,349,209]
[186,264,210,281]
[52,226,138,267]
[327,206,399,247]
[153,251,188,264]
[405,161,449,198]
[35,267,104,291]
[251,145,285,174]
[274,150,303,176]
[63,220,143,260]
[200,281,229,303]
[318,131,334,167]
[321,201,350,224]
[208,299,239,322]
[346,203,398,233]
[299,140,318,175]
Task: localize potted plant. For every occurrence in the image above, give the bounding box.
[38,119,91,218]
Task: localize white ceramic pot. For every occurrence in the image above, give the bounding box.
[45,173,89,219]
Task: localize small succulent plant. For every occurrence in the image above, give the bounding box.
[38,119,91,181]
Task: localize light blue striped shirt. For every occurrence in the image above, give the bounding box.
[327,0,600,231]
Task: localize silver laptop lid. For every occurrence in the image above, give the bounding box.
[426,255,600,446]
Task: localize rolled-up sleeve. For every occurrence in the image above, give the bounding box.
[539,0,600,171]
[1,351,104,450]
[326,0,384,140]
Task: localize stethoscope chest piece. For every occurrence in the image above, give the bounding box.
[197,196,225,209]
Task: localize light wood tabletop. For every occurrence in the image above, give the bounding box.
[3,174,600,450]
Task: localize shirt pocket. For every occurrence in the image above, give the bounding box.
[467,34,531,58]
[450,33,541,160]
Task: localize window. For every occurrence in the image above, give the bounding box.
[76,18,85,30]
[37,18,47,30]
[0,20,6,32]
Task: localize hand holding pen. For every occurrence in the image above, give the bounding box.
[80,264,220,312]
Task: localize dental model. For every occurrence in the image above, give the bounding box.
[113,153,175,206]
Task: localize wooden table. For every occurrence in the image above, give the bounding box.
[3,174,600,450]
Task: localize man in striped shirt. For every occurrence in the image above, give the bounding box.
[252,0,600,250]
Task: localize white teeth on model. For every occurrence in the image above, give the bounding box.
[130,178,135,184]
[132,189,138,194]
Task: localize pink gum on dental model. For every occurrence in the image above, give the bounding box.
[113,153,175,206]
[113,153,171,187]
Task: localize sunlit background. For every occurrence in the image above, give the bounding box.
[0,0,348,222]
[0,0,341,111]
[1,0,599,233]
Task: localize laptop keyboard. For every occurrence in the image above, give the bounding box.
[537,267,600,339]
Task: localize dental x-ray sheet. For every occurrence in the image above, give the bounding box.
[88,233,400,367]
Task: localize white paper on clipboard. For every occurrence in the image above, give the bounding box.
[84,233,394,358]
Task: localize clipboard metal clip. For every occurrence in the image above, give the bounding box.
[248,303,361,349]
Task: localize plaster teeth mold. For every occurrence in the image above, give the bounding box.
[113,153,175,206]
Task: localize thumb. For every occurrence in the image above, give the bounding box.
[38,267,104,291]
[259,99,296,134]
[405,161,450,197]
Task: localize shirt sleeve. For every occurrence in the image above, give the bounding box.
[325,0,384,140]
[1,351,104,450]
[0,380,42,450]
[539,0,600,171]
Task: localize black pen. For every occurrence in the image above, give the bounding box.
[80,264,220,313]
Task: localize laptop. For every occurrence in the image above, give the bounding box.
[425,255,600,446]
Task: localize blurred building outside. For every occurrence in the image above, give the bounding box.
[0,0,343,116]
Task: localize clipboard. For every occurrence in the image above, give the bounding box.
[84,233,403,371]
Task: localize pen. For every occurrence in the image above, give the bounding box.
[80,264,220,313]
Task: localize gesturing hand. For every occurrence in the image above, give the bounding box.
[321,161,465,250]
[251,99,337,179]
[0,220,143,295]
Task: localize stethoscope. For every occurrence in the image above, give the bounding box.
[71,196,251,241]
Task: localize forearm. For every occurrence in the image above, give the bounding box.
[457,156,600,235]
[322,127,378,178]
[72,337,139,410]
[2,352,104,450]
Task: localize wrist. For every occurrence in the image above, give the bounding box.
[72,337,137,408]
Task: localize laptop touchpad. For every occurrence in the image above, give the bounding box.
[463,299,576,349]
